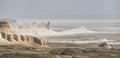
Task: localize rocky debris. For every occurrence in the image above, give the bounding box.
[0,46,119,58]
[98,43,113,49]
[50,48,83,56]
[61,48,83,56]
[50,48,120,58]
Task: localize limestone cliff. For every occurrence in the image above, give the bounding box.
[0,21,47,47]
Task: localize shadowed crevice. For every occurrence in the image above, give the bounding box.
[1,32,6,39]
[21,35,24,41]
[7,35,12,41]
[26,36,29,41]
[13,35,18,41]
[33,37,42,45]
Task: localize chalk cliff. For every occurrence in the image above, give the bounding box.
[0,21,47,47]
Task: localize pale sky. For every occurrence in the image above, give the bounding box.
[0,0,120,19]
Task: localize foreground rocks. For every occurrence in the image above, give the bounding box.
[50,48,120,58]
[0,45,120,58]
[99,43,113,49]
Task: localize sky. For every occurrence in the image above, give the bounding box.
[0,0,120,19]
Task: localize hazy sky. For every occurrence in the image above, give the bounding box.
[0,0,120,19]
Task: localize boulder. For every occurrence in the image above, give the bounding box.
[99,43,113,49]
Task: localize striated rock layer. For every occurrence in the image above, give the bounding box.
[0,21,47,47]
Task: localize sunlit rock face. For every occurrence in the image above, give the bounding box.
[0,21,47,47]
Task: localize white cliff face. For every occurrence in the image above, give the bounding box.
[9,21,96,36]
[61,26,95,35]
[15,28,56,36]
[15,25,95,36]
[0,31,47,47]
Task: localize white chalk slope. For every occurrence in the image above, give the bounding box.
[61,26,95,35]
[15,26,96,36]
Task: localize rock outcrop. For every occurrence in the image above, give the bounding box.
[98,43,113,49]
[0,22,10,28]
[0,21,47,47]
[18,21,51,30]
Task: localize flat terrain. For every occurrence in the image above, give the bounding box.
[0,43,120,58]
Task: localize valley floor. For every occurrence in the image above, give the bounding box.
[0,43,120,58]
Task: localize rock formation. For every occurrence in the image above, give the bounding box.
[18,21,51,30]
[0,21,47,47]
[0,21,10,28]
[98,43,113,49]
[46,21,51,30]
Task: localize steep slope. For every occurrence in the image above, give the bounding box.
[0,21,47,47]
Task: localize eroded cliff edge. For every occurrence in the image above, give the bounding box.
[0,21,47,47]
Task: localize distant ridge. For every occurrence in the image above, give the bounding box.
[15,22,95,36]
[2,19,95,36]
[61,26,95,35]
